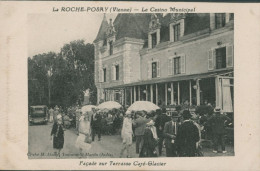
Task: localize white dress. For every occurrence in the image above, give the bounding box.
[75,117,92,151]
[121,118,133,145]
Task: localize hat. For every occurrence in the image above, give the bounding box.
[191,114,199,121]
[146,120,155,126]
[214,107,221,113]
[125,111,131,116]
[183,110,192,120]
[57,114,62,120]
[171,111,181,118]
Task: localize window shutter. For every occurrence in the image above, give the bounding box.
[226,45,233,67]
[181,55,186,74]
[172,58,175,75]
[148,61,151,79]
[111,66,114,81]
[168,58,173,75]
[157,61,160,77]
[113,66,116,80]
[99,69,102,82]
[101,69,104,82]
[208,49,214,70]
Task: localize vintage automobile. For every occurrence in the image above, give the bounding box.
[29,105,48,125]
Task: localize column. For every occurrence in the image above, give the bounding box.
[189,80,192,105]
[196,79,200,106]
[134,86,136,102]
[171,83,174,105]
[150,84,153,103]
[112,90,114,101]
[177,82,180,105]
[156,84,158,105]
[145,85,148,101]
[124,88,127,106]
[130,87,133,104]
[215,76,219,107]
[165,83,168,105]
[138,86,141,101]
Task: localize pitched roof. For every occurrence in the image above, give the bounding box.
[113,13,151,40]
[94,14,109,43]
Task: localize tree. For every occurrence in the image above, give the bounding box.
[28,40,96,108]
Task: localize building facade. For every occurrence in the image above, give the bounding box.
[94,13,234,112]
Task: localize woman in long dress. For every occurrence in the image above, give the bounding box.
[119,111,133,158]
[139,119,159,158]
[75,111,92,157]
[50,114,64,158]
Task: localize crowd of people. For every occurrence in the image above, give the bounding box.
[48,104,233,158]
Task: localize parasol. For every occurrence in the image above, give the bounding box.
[97,101,122,110]
[127,101,160,112]
[81,105,97,114]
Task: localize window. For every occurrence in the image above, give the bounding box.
[103,38,107,46]
[174,57,181,75]
[230,13,234,20]
[103,68,106,82]
[208,44,233,70]
[216,47,226,69]
[215,13,226,29]
[151,33,157,48]
[174,24,180,41]
[115,65,119,80]
[148,61,160,79]
[168,55,186,75]
[109,41,113,55]
[152,62,157,78]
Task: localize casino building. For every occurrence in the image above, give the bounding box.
[94,13,234,112]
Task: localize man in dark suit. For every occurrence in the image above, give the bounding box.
[91,109,102,141]
[155,108,171,156]
[163,111,181,157]
[133,111,149,154]
[207,107,231,153]
[175,110,200,157]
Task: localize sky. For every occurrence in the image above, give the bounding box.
[27,13,117,57]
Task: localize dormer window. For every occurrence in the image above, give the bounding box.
[169,20,184,42]
[109,41,113,55]
[174,23,180,41]
[103,38,107,46]
[151,33,157,48]
[169,14,185,42]
[148,14,161,49]
[215,13,226,29]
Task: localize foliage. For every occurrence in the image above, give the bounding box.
[28,40,96,108]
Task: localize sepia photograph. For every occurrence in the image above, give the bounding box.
[27,12,234,159]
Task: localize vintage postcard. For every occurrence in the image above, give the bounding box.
[0,1,260,170]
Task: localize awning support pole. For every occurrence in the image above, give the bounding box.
[165,83,168,105]
[178,82,180,105]
[134,86,136,102]
[171,83,174,105]
[189,80,192,106]
[156,84,158,105]
[150,84,153,103]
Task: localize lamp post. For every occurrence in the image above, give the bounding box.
[47,68,52,107]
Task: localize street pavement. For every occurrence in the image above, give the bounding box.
[28,123,234,159]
